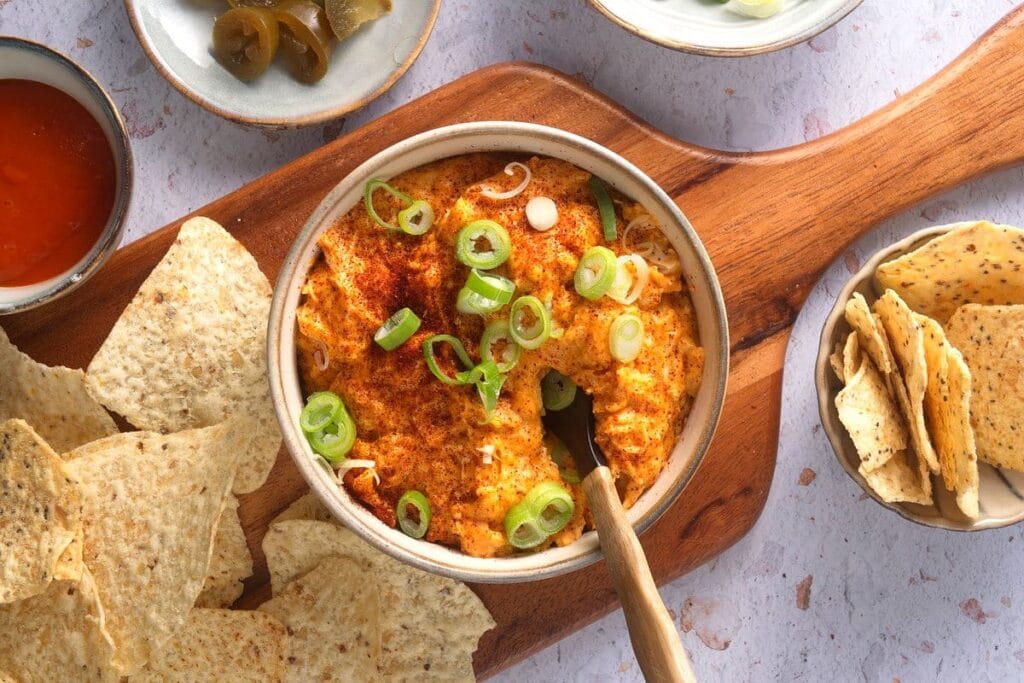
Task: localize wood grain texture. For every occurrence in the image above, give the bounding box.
[583,466,696,683]
[4,6,1024,678]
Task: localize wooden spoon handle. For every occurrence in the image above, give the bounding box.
[583,466,697,683]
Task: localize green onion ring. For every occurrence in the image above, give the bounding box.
[374,307,421,351]
[503,502,547,549]
[574,246,617,300]
[396,490,431,539]
[456,287,505,316]
[480,320,522,373]
[422,334,474,385]
[308,407,356,463]
[523,482,575,536]
[397,200,435,236]
[299,391,344,434]
[465,269,515,303]
[588,175,617,241]
[364,178,413,231]
[473,360,506,424]
[509,295,551,350]
[609,313,645,363]
[455,220,512,269]
[541,370,577,411]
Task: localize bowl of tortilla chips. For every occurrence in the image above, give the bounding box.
[818,220,1024,530]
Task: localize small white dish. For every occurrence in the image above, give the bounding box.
[589,0,863,56]
[124,0,441,127]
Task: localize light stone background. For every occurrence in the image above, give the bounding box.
[3,1,1024,681]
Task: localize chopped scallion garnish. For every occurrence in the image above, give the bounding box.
[396,490,431,539]
[574,246,617,300]
[509,295,551,350]
[588,175,617,241]
[455,220,512,270]
[480,320,522,373]
[541,370,577,411]
[609,313,644,363]
[374,307,421,351]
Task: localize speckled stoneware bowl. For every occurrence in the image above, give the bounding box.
[817,222,1024,531]
[589,0,862,56]
[124,0,440,127]
[269,122,730,583]
[0,37,132,315]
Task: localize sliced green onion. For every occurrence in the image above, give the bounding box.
[397,200,435,236]
[480,320,522,373]
[422,334,474,385]
[465,269,515,304]
[364,179,413,231]
[455,220,512,269]
[473,360,506,424]
[541,370,577,411]
[523,482,575,535]
[299,391,344,434]
[396,490,431,539]
[588,175,617,241]
[509,295,551,350]
[503,502,547,550]
[733,0,783,18]
[547,437,580,484]
[456,287,505,316]
[374,307,421,351]
[574,246,617,300]
[609,313,644,363]
[308,408,356,463]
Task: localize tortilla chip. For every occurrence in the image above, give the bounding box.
[0,419,81,603]
[195,494,253,608]
[845,293,893,375]
[64,422,242,674]
[85,217,279,494]
[876,221,1024,323]
[835,357,905,472]
[259,556,380,682]
[53,526,85,582]
[0,327,117,453]
[874,290,940,474]
[947,304,1024,471]
[917,314,979,518]
[828,343,844,382]
[133,609,287,682]
[264,520,495,680]
[271,492,333,527]
[859,449,932,505]
[842,331,861,383]
[0,570,117,682]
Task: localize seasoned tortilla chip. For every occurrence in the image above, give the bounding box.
[64,422,242,674]
[85,217,279,494]
[828,342,844,382]
[0,327,117,453]
[0,419,81,603]
[845,293,893,375]
[0,570,117,682]
[53,526,85,582]
[859,449,932,505]
[917,314,979,518]
[874,290,940,474]
[195,494,252,608]
[947,304,1024,471]
[259,556,380,682]
[835,357,905,472]
[271,492,333,527]
[133,609,287,682]
[264,520,495,681]
[876,221,1024,323]
[842,331,861,383]
[889,374,934,499]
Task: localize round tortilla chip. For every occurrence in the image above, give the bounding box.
[0,419,81,604]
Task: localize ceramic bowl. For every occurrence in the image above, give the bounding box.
[124,0,440,127]
[269,121,730,583]
[0,37,132,315]
[589,0,863,56]
[817,222,1024,531]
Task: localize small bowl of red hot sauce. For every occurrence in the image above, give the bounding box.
[0,37,132,314]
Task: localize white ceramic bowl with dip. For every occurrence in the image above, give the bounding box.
[0,37,132,315]
[268,121,730,583]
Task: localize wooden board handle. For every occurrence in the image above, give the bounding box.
[583,467,697,683]
[667,6,1024,350]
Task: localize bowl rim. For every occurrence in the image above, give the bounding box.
[0,36,132,315]
[586,0,864,57]
[815,221,1024,532]
[122,0,442,128]
[268,121,730,582]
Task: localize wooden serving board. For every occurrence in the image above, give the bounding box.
[7,7,1024,677]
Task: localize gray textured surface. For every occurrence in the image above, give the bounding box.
[3,1,1023,681]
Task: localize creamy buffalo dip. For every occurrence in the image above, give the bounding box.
[295,154,703,558]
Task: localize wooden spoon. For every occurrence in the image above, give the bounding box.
[543,392,697,683]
